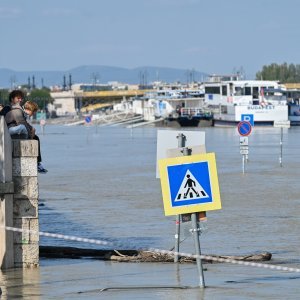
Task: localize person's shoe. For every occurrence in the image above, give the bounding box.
[38,163,48,173]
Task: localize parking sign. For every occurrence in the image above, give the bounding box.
[241,114,254,127]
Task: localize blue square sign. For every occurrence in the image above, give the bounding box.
[167,161,212,207]
[241,114,254,127]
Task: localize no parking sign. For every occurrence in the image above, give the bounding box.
[85,116,92,124]
[237,121,252,136]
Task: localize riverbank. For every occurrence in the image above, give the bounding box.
[36,115,213,128]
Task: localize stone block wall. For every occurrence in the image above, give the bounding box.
[0,116,14,269]
[12,140,39,268]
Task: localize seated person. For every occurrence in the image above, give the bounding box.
[23,101,48,173]
[23,100,38,138]
[5,90,48,173]
[4,90,28,139]
[7,99,41,138]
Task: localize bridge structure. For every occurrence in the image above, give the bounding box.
[75,89,154,113]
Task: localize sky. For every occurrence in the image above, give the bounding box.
[0,0,299,79]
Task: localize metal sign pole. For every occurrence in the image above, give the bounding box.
[242,154,245,174]
[174,133,186,263]
[279,127,283,167]
[182,146,205,288]
[181,146,206,288]
[41,124,45,136]
[191,212,205,288]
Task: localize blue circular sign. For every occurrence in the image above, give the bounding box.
[237,121,252,136]
[85,116,92,123]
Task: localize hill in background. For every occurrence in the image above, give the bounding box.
[0,65,208,88]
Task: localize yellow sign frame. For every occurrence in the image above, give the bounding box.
[158,153,221,216]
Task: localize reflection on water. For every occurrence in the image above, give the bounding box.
[0,267,41,299]
[1,125,300,299]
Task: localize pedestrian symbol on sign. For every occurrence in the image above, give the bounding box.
[175,170,209,201]
[184,174,199,198]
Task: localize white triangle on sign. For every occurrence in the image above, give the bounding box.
[174,169,209,202]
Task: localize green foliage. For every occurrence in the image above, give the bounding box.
[256,63,300,83]
[0,89,10,105]
[27,88,53,111]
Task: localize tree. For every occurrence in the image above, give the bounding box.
[0,89,10,105]
[256,63,300,83]
[27,88,53,111]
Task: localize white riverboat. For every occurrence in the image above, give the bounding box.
[285,85,300,126]
[203,80,289,126]
[127,89,212,126]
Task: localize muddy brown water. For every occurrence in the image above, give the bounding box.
[1,124,300,299]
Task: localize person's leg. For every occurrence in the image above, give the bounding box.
[33,135,41,163]
[8,124,28,138]
[33,135,48,173]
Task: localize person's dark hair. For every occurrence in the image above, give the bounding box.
[9,90,25,103]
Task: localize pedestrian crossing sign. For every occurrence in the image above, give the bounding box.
[158,153,221,216]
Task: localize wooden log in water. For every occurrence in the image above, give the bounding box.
[40,246,272,263]
[110,251,272,263]
[39,246,138,259]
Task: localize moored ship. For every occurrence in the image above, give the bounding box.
[203,79,289,127]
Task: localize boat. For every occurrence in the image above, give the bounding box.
[285,83,300,126]
[202,79,289,127]
[113,78,291,127]
[145,89,213,127]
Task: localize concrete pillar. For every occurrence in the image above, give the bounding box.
[0,116,14,269]
[12,140,39,268]
[0,116,39,269]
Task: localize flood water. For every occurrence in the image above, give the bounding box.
[1,123,300,299]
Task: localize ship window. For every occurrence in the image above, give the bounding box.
[253,87,259,99]
[245,87,251,95]
[235,87,243,95]
[205,86,220,94]
[222,85,227,95]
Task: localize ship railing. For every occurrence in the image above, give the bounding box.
[181,108,212,117]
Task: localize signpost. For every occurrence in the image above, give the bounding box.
[237,121,252,174]
[40,119,46,135]
[85,115,92,124]
[166,137,206,263]
[274,120,290,167]
[159,152,222,288]
[174,133,186,263]
[157,130,222,288]
[84,116,92,143]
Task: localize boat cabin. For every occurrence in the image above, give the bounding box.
[203,80,286,107]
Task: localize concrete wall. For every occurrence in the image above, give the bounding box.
[12,140,39,268]
[0,116,39,269]
[0,116,14,269]
[49,90,76,116]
